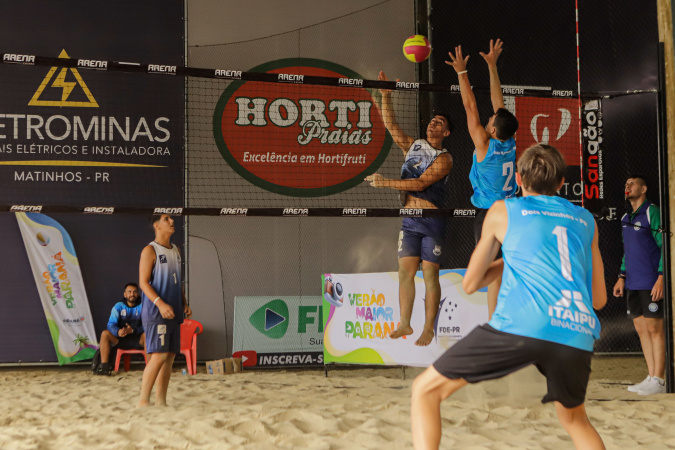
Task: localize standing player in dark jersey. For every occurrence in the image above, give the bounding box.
[137,214,192,408]
[613,176,665,395]
[446,39,519,319]
[365,71,453,346]
[411,144,606,449]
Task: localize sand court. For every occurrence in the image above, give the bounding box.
[0,356,672,449]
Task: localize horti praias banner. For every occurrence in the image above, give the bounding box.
[16,212,98,364]
[322,270,488,367]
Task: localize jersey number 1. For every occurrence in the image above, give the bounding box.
[552,226,574,281]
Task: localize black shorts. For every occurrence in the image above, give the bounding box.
[114,334,144,350]
[627,289,663,319]
[433,324,593,408]
[474,208,502,258]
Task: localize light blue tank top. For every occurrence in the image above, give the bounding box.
[141,241,183,325]
[488,196,600,351]
[469,137,516,209]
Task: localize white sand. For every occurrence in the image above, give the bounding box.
[0,356,672,449]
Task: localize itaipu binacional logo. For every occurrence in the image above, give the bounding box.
[213,58,392,197]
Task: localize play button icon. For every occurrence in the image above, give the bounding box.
[249,299,289,339]
[265,308,286,330]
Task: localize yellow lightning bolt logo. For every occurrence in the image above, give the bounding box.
[51,68,77,102]
[28,49,98,107]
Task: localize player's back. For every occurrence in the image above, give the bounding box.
[469,137,516,209]
[489,195,599,351]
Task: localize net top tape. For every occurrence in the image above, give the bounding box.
[1,52,584,98]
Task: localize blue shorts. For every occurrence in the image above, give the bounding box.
[145,322,180,354]
[398,217,445,264]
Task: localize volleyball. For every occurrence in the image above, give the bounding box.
[403,35,431,62]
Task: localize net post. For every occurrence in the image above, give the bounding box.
[656,41,673,393]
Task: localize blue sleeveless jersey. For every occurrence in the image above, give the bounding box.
[469,137,516,209]
[141,241,183,325]
[401,139,449,208]
[488,196,600,351]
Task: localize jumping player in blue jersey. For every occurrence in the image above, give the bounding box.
[137,214,192,408]
[411,144,607,450]
[365,70,453,346]
[446,39,519,319]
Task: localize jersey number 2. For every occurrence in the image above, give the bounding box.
[502,161,514,191]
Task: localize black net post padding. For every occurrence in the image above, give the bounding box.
[656,42,673,393]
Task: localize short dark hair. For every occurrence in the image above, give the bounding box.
[517,144,566,195]
[149,214,163,230]
[124,282,139,290]
[493,108,518,140]
[627,174,648,192]
[432,111,454,134]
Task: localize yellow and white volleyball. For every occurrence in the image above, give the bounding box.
[403,35,431,63]
[36,232,50,246]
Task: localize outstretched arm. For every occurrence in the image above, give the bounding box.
[479,39,505,112]
[445,47,490,158]
[463,201,507,293]
[591,222,607,310]
[365,153,452,191]
[378,71,414,154]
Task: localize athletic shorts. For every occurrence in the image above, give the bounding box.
[145,322,180,354]
[474,208,502,258]
[433,324,593,408]
[398,217,445,264]
[114,334,144,350]
[627,289,663,319]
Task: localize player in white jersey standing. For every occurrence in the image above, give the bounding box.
[137,214,192,408]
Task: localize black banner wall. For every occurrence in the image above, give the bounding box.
[427,0,661,352]
[0,0,184,362]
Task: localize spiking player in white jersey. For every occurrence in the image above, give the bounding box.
[137,214,192,408]
[411,144,607,449]
[365,70,453,346]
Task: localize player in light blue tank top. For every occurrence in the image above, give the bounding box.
[137,214,192,408]
[411,143,607,449]
[489,195,600,351]
[469,136,516,208]
[446,39,520,320]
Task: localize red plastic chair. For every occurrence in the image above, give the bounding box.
[114,349,148,372]
[180,319,203,375]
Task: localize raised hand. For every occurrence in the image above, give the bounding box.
[445,46,469,73]
[479,38,503,67]
[378,71,399,95]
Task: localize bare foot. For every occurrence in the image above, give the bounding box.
[389,325,413,339]
[155,401,168,407]
[415,329,435,346]
[136,401,150,408]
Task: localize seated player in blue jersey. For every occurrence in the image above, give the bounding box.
[137,214,192,408]
[446,39,519,319]
[364,70,453,346]
[411,144,607,450]
[95,282,145,375]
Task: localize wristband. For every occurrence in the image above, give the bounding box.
[457,70,467,75]
[153,296,161,305]
[618,274,626,279]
